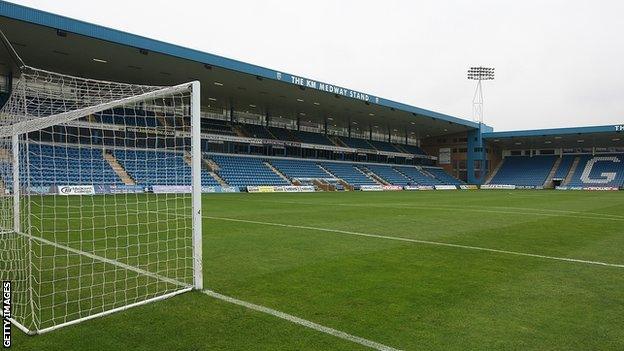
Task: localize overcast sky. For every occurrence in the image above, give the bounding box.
[9,0,624,131]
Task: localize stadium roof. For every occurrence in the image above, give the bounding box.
[484,124,624,149]
[0,1,481,139]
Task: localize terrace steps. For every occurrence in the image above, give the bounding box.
[543,156,563,188]
[205,159,221,171]
[0,148,9,161]
[359,166,389,185]
[209,171,228,187]
[184,153,229,186]
[393,144,408,153]
[316,163,352,190]
[393,167,415,183]
[103,152,136,186]
[416,166,437,179]
[333,137,349,148]
[354,165,381,185]
[264,162,291,183]
[265,127,278,139]
[157,115,169,127]
[233,125,247,138]
[563,156,580,186]
[313,179,335,192]
[485,160,504,184]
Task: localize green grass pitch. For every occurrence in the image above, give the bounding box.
[10,190,624,350]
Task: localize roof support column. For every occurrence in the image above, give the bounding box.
[467,124,487,185]
[369,125,372,140]
[229,106,234,123]
[265,111,270,127]
[297,116,301,131]
[348,119,351,138]
[324,117,327,135]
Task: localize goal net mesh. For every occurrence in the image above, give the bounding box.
[0,67,201,334]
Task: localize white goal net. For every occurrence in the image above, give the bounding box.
[0,67,203,334]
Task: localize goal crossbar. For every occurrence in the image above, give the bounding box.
[0,82,194,138]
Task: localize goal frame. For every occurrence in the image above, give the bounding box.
[2,75,203,335]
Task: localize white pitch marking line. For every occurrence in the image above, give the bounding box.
[218,198,624,221]
[206,216,624,269]
[202,289,401,351]
[17,231,188,287]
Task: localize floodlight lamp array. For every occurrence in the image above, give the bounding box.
[467,67,495,80]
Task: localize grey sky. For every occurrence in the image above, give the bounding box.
[9,0,624,131]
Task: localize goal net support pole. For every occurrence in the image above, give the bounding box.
[0,66,203,335]
[191,81,203,291]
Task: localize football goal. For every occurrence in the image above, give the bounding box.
[0,66,203,335]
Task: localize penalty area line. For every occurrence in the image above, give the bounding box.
[206,216,624,269]
[202,289,401,351]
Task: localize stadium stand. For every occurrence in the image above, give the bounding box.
[241,124,275,139]
[399,144,427,155]
[338,136,374,149]
[293,130,335,146]
[426,168,464,185]
[319,162,378,186]
[13,111,465,189]
[268,159,333,180]
[488,155,556,186]
[395,166,442,185]
[114,149,219,186]
[363,164,412,185]
[552,155,575,180]
[566,154,624,188]
[94,108,159,128]
[29,144,122,186]
[209,154,290,187]
[368,140,402,153]
[201,119,236,136]
[267,127,298,141]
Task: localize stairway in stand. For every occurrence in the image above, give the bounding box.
[562,156,580,186]
[103,152,136,185]
[543,157,563,188]
[264,161,292,184]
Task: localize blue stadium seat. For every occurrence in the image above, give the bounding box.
[269,159,333,180]
[368,140,402,153]
[114,149,219,186]
[566,154,624,188]
[267,127,298,142]
[28,144,123,186]
[363,164,411,185]
[243,124,275,139]
[209,154,290,187]
[398,144,426,155]
[319,162,378,186]
[394,166,442,185]
[292,130,335,146]
[552,155,575,180]
[489,156,556,186]
[339,137,374,149]
[425,168,464,185]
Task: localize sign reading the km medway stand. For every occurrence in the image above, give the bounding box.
[285,73,377,103]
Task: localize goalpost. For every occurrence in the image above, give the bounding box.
[0,66,203,335]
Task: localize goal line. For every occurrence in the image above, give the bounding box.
[10,229,191,335]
